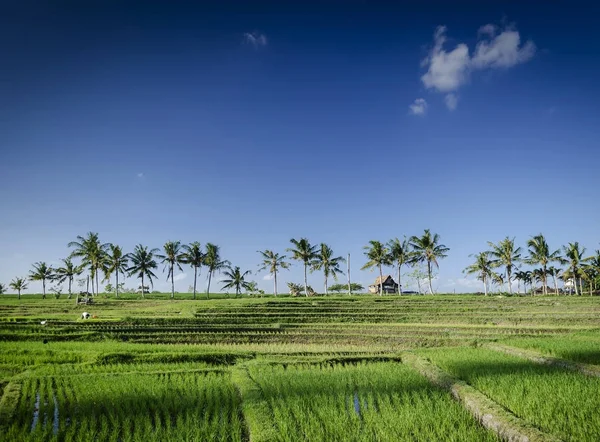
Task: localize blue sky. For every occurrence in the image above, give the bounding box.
[1,1,599,294]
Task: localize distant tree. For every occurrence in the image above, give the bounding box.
[244,281,260,296]
[388,237,413,295]
[157,241,185,299]
[104,283,114,293]
[54,258,83,299]
[361,241,391,296]
[204,243,230,298]
[491,272,505,293]
[562,242,586,296]
[181,242,204,300]
[487,237,521,294]
[312,243,345,295]
[586,250,600,294]
[103,244,129,298]
[126,245,159,299]
[10,277,28,299]
[221,266,253,297]
[547,266,562,295]
[0,283,6,295]
[29,262,54,299]
[329,283,364,293]
[287,282,304,296]
[513,270,531,295]
[257,250,290,297]
[531,268,547,294]
[410,230,449,295]
[463,252,494,296]
[526,234,561,295]
[68,232,109,297]
[49,285,63,299]
[287,238,318,297]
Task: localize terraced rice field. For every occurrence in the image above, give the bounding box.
[1,295,599,441]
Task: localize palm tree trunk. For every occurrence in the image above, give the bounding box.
[324,274,328,295]
[553,274,558,295]
[68,278,73,299]
[193,266,198,300]
[274,271,278,297]
[96,271,99,298]
[427,261,433,295]
[207,271,212,299]
[378,264,383,296]
[89,272,93,297]
[397,264,401,295]
[115,272,119,298]
[171,265,175,300]
[18,289,21,300]
[141,274,145,299]
[304,263,308,297]
[42,279,46,299]
[579,277,583,296]
[507,269,512,294]
[483,276,488,296]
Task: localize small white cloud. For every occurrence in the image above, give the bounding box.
[478,24,498,38]
[471,29,536,69]
[444,93,458,111]
[447,278,481,289]
[136,172,144,179]
[262,274,273,281]
[409,98,428,116]
[173,273,187,282]
[244,31,268,48]
[421,26,471,93]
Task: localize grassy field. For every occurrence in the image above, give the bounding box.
[1,294,599,441]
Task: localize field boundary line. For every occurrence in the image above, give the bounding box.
[401,352,561,442]
[486,343,600,377]
[231,364,278,442]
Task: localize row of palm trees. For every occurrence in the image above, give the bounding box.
[1,230,450,299]
[464,235,600,296]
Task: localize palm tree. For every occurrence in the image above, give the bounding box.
[28,262,54,299]
[388,237,413,295]
[526,234,561,296]
[361,240,391,296]
[514,270,530,295]
[312,243,345,295]
[257,250,290,296]
[562,242,586,296]
[0,283,5,295]
[102,245,129,298]
[54,258,84,299]
[68,232,109,297]
[221,266,252,297]
[487,237,521,294]
[547,266,561,295]
[586,250,600,295]
[204,243,230,298]
[157,241,185,299]
[126,245,159,298]
[181,242,204,300]
[531,268,548,295]
[10,277,28,300]
[287,238,318,297]
[463,252,494,296]
[491,272,505,294]
[410,230,450,295]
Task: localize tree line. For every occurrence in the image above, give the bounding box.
[0,229,452,299]
[464,235,600,296]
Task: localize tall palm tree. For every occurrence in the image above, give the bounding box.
[526,234,561,296]
[126,245,159,298]
[102,245,129,298]
[182,242,204,300]
[388,237,413,295]
[221,266,252,297]
[157,241,185,299]
[312,243,345,295]
[487,237,521,294]
[68,232,109,297]
[410,230,450,295]
[562,242,586,296]
[29,262,54,299]
[463,252,494,296]
[361,240,391,296]
[547,266,561,295]
[204,243,230,298]
[257,250,290,296]
[287,238,318,297]
[10,277,28,300]
[54,258,84,299]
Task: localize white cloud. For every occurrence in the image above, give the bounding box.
[136,172,144,179]
[471,29,536,69]
[421,26,471,93]
[444,93,458,111]
[447,277,482,290]
[409,98,428,116]
[262,273,273,281]
[420,23,535,110]
[173,273,187,282]
[244,31,268,48]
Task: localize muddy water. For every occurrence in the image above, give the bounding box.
[30,392,40,432]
